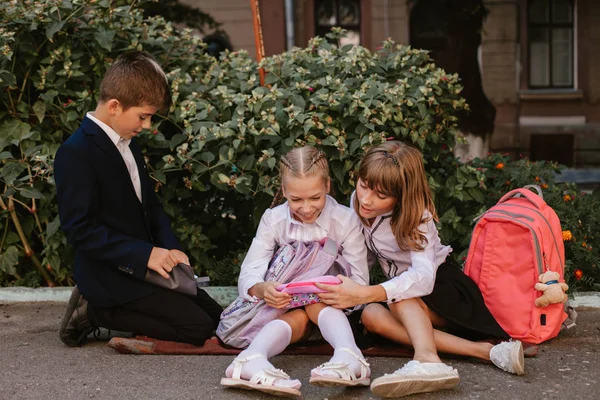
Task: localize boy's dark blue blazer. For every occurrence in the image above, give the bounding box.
[54,116,181,307]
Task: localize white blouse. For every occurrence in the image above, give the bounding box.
[238,195,369,301]
[351,193,452,303]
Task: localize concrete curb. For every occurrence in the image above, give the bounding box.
[1,287,599,309]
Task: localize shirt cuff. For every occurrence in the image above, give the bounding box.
[240,277,263,301]
[380,280,402,304]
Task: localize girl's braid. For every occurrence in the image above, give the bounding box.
[279,155,294,171]
[270,187,285,208]
[308,151,326,170]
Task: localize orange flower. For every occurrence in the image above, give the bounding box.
[582,241,587,248]
[574,269,583,280]
[505,180,511,186]
[541,183,548,189]
[563,194,572,202]
[562,230,572,241]
[535,176,540,182]
[495,162,505,170]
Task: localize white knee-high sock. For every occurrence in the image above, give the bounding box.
[226,319,300,388]
[315,306,368,378]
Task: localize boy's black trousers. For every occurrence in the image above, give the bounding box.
[88,287,224,346]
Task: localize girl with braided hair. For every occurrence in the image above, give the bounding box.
[221,146,371,397]
[316,141,525,398]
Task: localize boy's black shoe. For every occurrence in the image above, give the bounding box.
[59,286,95,347]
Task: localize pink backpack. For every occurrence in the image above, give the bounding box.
[463,185,574,344]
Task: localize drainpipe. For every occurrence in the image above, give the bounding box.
[285,0,295,50]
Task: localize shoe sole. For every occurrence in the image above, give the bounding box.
[221,378,301,397]
[309,376,370,387]
[511,341,525,376]
[370,374,460,398]
[59,287,88,347]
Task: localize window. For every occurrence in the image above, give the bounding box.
[528,0,574,88]
[315,0,361,46]
[530,133,574,166]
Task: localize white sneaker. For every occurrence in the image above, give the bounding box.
[490,340,525,375]
[370,360,460,398]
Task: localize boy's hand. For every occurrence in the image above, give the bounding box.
[148,247,186,279]
[168,249,190,265]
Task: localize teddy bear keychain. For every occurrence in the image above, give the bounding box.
[534,271,569,308]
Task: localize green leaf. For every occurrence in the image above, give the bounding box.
[170,133,187,149]
[46,21,66,40]
[66,110,79,122]
[199,152,215,163]
[154,170,166,184]
[0,246,19,276]
[417,103,427,119]
[467,188,484,203]
[17,187,44,199]
[96,28,115,51]
[0,70,16,88]
[0,120,31,148]
[0,162,27,185]
[46,217,61,238]
[238,155,255,170]
[33,101,46,123]
[217,173,230,184]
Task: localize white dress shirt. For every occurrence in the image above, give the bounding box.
[238,195,369,301]
[87,112,142,202]
[351,192,452,303]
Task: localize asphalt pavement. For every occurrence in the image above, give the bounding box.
[0,302,598,399]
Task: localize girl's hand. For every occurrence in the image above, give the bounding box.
[315,275,366,309]
[261,281,292,309]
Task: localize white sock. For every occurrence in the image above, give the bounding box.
[314,306,368,378]
[226,319,300,388]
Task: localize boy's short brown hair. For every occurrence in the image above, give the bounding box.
[99,51,172,113]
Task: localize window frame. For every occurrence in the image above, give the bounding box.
[314,0,361,44]
[527,0,575,89]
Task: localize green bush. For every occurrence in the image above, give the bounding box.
[1,0,597,291]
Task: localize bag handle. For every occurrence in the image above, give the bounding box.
[497,185,545,209]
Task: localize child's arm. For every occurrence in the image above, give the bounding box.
[378,218,450,302]
[339,212,370,286]
[54,142,154,280]
[238,209,287,302]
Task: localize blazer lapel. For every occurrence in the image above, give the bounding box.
[82,117,140,202]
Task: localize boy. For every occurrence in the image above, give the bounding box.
[54,51,223,347]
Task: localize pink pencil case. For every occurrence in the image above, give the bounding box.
[276,275,342,308]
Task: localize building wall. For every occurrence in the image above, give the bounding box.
[483,0,600,166]
[183,0,599,166]
[180,0,256,55]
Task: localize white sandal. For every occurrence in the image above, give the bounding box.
[309,347,371,387]
[221,353,301,397]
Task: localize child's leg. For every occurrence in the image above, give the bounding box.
[191,288,224,329]
[305,304,370,385]
[91,288,218,346]
[362,302,492,359]
[365,300,460,397]
[362,303,524,374]
[224,309,310,389]
[388,298,441,363]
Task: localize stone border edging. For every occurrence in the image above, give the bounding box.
[1,286,599,309]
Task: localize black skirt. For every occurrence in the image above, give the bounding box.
[421,258,509,341]
[348,258,509,348]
